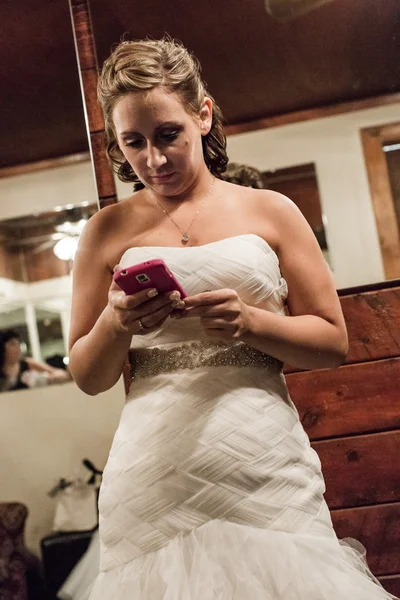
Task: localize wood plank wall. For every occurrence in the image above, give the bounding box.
[286,282,400,596]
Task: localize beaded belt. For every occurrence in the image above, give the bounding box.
[129,341,283,380]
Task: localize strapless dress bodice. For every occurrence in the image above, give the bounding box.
[118,234,288,350]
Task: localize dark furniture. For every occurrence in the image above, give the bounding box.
[0,503,45,600]
[40,529,95,600]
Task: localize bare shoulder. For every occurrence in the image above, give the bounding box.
[251,188,300,222]
[77,195,139,268]
[244,189,322,264]
[79,200,125,243]
[227,184,301,250]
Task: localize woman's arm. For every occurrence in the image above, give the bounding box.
[241,193,348,369]
[180,192,348,371]
[68,207,180,395]
[68,208,135,395]
[242,309,347,371]
[25,358,71,383]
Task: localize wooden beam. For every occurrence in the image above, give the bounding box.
[225,93,400,136]
[361,123,400,279]
[338,278,400,296]
[68,0,117,209]
[0,153,90,179]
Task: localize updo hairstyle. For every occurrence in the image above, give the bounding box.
[97,38,228,190]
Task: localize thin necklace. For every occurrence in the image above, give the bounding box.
[147,176,216,245]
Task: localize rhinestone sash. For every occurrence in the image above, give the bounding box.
[129,341,283,380]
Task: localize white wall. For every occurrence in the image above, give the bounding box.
[0,379,125,555]
[226,104,400,288]
[0,275,72,306]
[0,160,97,220]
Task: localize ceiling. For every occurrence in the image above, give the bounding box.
[1,0,400,169]
[0,0,88,168]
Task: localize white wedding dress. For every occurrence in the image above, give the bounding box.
[84,234,395,599]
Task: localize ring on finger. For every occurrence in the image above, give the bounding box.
[137,318,146,330]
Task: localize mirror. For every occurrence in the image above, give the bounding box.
[87,0,400,288]
[0,0,122,572]
[0,0,99,395]
[384,141,400,225]
[0,201,98,391]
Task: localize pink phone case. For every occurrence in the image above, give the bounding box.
[113,259,187,298]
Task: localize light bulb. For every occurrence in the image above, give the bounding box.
[53,237,78,261]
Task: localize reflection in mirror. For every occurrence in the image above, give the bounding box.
[384,141,400,227]
[262,163,331,269]
[0,0,127,582]
[0,203,97,392]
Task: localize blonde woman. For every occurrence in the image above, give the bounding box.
[68,38,395,600]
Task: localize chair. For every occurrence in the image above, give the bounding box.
[0,502,44,600]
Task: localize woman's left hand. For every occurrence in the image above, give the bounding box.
[171,289,253,340]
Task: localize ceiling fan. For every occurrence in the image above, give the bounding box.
[32,220,88,260]
[265,0,336,20]
[4,220,88,261]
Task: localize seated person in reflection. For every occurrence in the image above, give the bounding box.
[0,329,71,391]
[223,161,266,189]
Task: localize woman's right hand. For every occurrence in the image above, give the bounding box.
[107,279,185,335]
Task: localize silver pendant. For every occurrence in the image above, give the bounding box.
[182,234,189,244]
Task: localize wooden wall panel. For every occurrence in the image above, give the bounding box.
[378,575,400,597]
[331,503,400,576]
[285,285,400,374]
[340,287,400,363]
[286,358,400,439]
[0,246,24,282]
[313,431,400,508]
[24,247,70,282]
[286,283,400,585]
[265,167,324,232]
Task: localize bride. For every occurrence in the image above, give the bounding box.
[68,37,396,599]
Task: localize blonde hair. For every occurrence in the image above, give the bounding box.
[98,38,228,189]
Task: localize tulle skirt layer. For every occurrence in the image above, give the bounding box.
[88,519,396,600]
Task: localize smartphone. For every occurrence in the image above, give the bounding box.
[113,258,187,298]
